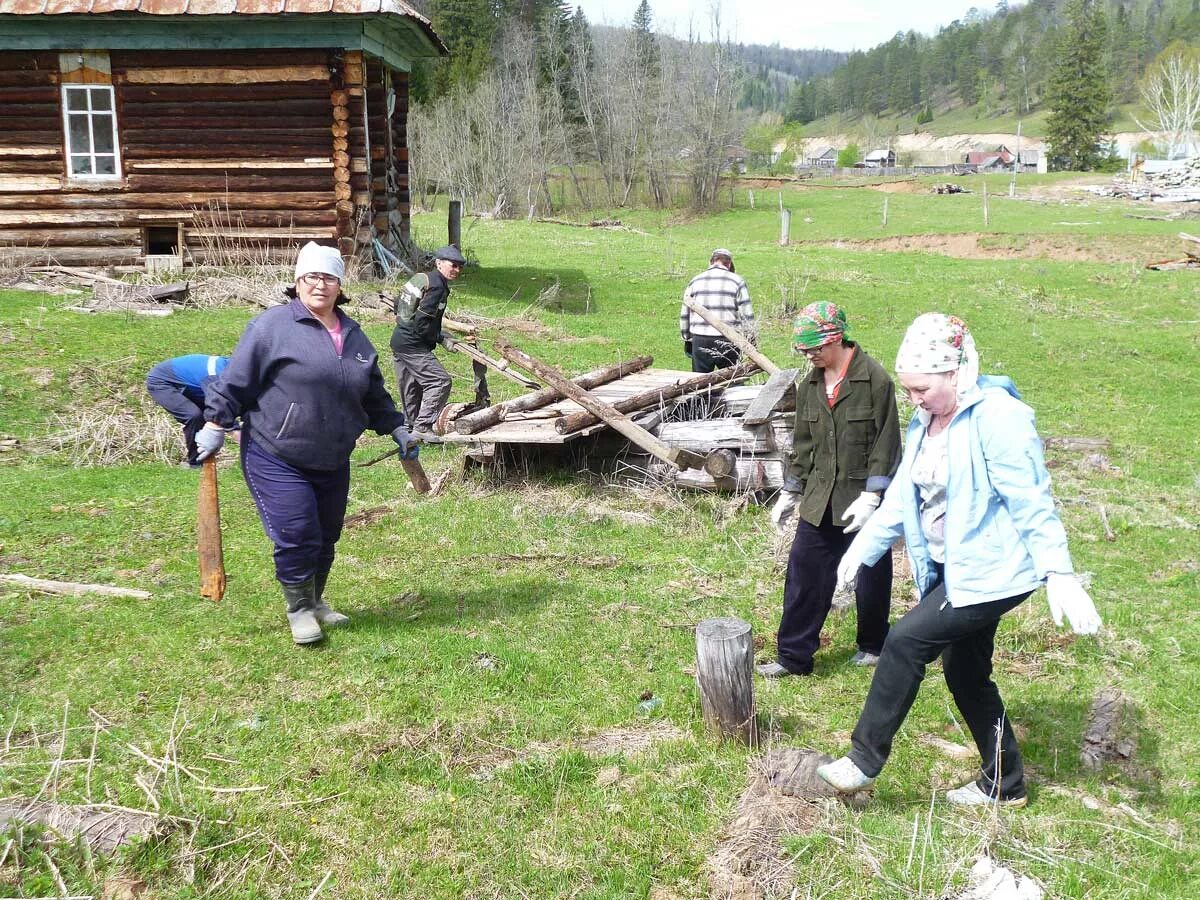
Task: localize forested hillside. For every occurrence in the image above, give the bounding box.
[786,0,1200,124]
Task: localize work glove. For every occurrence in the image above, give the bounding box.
[835,541,868,595]
[683,340,693,357]
[440,334,457,351]
[769,490,801,533]
[391,425,420,460]
[194,424,225,461]
[840,491,881,534]
[1046,573,1102,635]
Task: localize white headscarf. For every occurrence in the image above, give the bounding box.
[294,241,345,282]
[895,313,979,399]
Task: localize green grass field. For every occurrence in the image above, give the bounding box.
[2,178,1198,898]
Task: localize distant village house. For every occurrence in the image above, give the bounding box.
[863,149,896,168]
[806,146,838,168]
[0,2,446,270]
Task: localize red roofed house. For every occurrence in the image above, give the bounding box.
[0,2,446,269]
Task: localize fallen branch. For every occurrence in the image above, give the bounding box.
[0,574,151,600]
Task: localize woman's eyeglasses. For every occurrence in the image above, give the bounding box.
[300,273,340,286]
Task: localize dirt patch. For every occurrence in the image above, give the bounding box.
[467,720,686,780]
[813,232,1168,263]
[868,179,925,194]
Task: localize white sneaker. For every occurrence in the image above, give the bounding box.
[851,651,880,667]
[817,756,875,792]
[755,661,792,678]
[946,781,1027,808]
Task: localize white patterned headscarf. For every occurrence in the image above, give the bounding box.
[895,313,979,398]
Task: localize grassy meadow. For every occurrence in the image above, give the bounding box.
[1,174,1198,898]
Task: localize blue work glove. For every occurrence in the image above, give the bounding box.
[195,424,225,461]
[391,425,420,460]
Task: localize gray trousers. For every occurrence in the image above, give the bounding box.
[392,349,452,431]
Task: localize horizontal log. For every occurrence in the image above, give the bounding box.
[123,65,330,85]
[122,146,332,161]
[120,115,333,131]
[0,208,338,228]
[655,418,793,453]
[0,174,63,192]
[0,573,150,600]
[0,86,59,104]
[127,175,335,192]
[120,98,331,119]
[182,227,332,240]
[0,161,62,175]
[128,158,332,170]
[0,191,336,211]
[122,127,330,144]
[673,457,785,492]
[0,246,142,265]
[0,227,143,247]
[719,385,797,417]
[2,130,64,145]
[120,82,331,103]
[0,52,60,72]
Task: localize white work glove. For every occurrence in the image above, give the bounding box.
[835,542,867,594]
[1046,573,1102,635]
[840,491,881,534]
[770,490,801,533]
[194,424,225,461]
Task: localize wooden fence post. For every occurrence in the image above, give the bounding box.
[779,208,791,246]
[448,199,462,249]
[882,196,889,227]
[748,189,755,209]
[695,617,757,746]
[982,182,989,227]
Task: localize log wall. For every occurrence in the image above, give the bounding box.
[0,47,410,269]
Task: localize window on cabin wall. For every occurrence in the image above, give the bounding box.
[61,85,121,179]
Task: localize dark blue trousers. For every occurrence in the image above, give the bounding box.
[777,504,892,674]
[241,435,350,585]
[848,576,1032,801]
[146,363,206,464]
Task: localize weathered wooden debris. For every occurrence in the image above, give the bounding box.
[496,342,705,471]
[554,361,757,434]
[1080,688,1137,770]
[683,298,780,374]
[454,355,652,434]
[742,367,799,425]
[0,573,150,599]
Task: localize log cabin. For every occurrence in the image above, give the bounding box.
[0,2,446,270]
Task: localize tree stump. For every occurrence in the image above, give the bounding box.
[695,617,757,746]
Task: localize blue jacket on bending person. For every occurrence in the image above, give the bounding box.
[145,354,229,467]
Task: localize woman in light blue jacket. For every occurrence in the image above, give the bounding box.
[816,313,1101,807]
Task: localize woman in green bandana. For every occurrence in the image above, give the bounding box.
[757,301,902,678]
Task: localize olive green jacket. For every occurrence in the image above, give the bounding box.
[784,344,902,528]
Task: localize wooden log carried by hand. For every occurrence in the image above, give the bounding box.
[453,355,653,435]
[495,342,705,471]
[554,361,758,434]
[684,299,780,375]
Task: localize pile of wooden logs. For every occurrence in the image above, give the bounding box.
[1145,231,1200,270]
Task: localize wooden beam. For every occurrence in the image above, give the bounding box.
[448,341,539,389]
[555,362,758,434]
[123,65,330,85]
[684,299,780,375]
[128,159,333,170]
[453,355,653,435]
[0,573,150,600]
[495,342,705,471]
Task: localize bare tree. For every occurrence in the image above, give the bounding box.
[1136,44,1200,160]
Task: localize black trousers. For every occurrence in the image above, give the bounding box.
[145,368,206,464]
[690,335,740,373]
[848,576,1032,800]
[777,505,892,674]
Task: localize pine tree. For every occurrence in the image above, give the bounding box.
[632,0,660,76]
[1045,0,1112,170]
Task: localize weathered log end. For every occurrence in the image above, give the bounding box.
[695,617,757,746]
[704,448,738,478]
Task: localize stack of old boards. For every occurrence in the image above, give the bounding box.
[437,335,799,493]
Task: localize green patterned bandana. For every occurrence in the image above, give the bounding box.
[792,301,851,350]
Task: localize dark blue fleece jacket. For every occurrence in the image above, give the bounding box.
[205,298,405,471]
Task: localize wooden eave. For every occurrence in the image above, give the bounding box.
[0,3,447,65]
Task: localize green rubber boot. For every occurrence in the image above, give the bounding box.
[312,571,349,627]
[281,578,324,645]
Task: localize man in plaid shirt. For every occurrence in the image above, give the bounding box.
[679,248,755,373]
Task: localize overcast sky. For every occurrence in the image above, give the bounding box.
[573,1,987,51]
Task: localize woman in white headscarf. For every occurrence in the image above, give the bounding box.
[816,313,1102,807]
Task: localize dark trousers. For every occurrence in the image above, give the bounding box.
[392,349,452,431]
[777,505,892,674]
[690,335,740,373]
[241,435,350,585]
[848,577,1032,800]
[146,367,205,464]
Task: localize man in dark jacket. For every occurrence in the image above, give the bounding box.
[389,245,467,443]
[757,302,901,678]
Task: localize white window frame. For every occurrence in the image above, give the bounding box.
[61,84,122,181]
